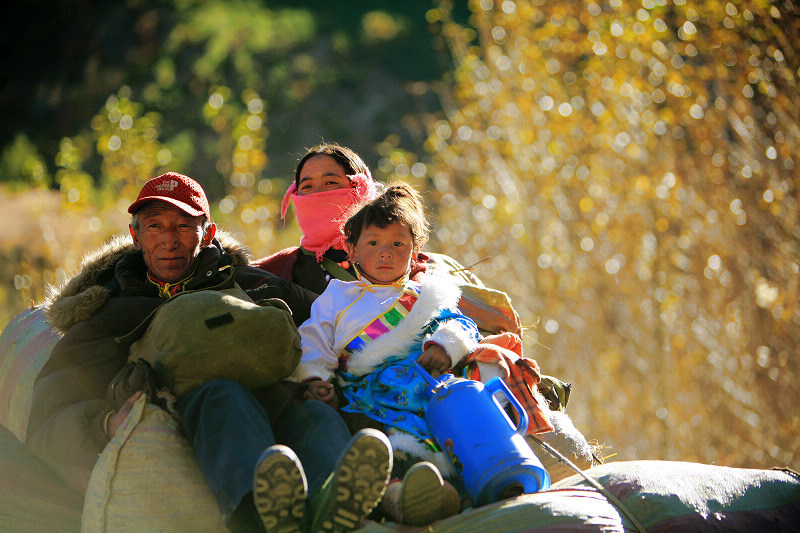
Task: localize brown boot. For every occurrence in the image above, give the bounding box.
[438,480,462,520]
[381,462,445,526]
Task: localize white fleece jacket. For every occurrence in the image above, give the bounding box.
[292,273,479,384]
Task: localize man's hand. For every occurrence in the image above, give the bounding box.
[107,391,142,439]
[106,359,159,411]
[305,380,338,408]
[417,343,451,378]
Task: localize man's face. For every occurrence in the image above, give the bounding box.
[130,202,214,282]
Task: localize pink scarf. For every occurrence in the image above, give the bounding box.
[280,173,378,260]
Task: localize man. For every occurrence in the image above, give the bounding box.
[26,172,392,532]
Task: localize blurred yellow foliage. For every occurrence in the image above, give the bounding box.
[416,0,799,470]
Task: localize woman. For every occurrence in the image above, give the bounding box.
[253,143,481,294]
[253,143,499,524]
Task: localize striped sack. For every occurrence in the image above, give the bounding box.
[0,306,62,441]
[457,283,522,337]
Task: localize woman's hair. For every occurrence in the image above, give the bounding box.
[294,143,370,186]
[344,182,429,249]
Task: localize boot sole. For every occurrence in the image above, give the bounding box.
[315,429,392,532]
[254,445,307,533]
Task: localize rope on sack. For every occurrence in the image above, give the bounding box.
[772,467,800,481]
[529,435,648,533]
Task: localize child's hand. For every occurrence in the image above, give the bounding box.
[418,343,451,378]
[306,380,338,408]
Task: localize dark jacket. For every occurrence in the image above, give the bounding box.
[26,232,316,471]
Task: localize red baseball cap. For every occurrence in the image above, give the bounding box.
[128,172,211,219]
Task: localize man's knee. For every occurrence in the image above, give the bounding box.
[178,379,253,414]
[192,379,249,398]
[282,399,349,439]
[296,398,338,418]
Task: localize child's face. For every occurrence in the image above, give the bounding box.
[348,222,416,283]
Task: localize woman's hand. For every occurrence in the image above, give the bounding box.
[418,343,451,378]
[305,380,338,408]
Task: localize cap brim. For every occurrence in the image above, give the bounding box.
[128,196,206,217]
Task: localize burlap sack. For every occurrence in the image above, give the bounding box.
[551,460,800,531]
[0,424,83,533]
[358,489,624,532]
[81,396,226,532]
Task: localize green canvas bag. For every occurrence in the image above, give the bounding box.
[123,278,301,398]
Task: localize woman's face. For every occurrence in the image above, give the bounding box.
[296,155,351,195]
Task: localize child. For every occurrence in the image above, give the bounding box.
[291,183,481,525]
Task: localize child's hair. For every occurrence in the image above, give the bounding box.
[344,182,429,250]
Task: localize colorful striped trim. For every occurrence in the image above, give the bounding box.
[343,285,420,356]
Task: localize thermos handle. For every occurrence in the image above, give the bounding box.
[415,361,439,388]
[485,376,529,435]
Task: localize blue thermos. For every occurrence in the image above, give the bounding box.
[417,364,550,506]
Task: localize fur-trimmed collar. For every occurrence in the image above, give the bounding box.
[341,273,462,378]
[44,230,252,333]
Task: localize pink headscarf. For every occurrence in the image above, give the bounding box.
[280,172,379,260]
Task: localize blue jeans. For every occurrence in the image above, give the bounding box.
[176,380,351,520]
